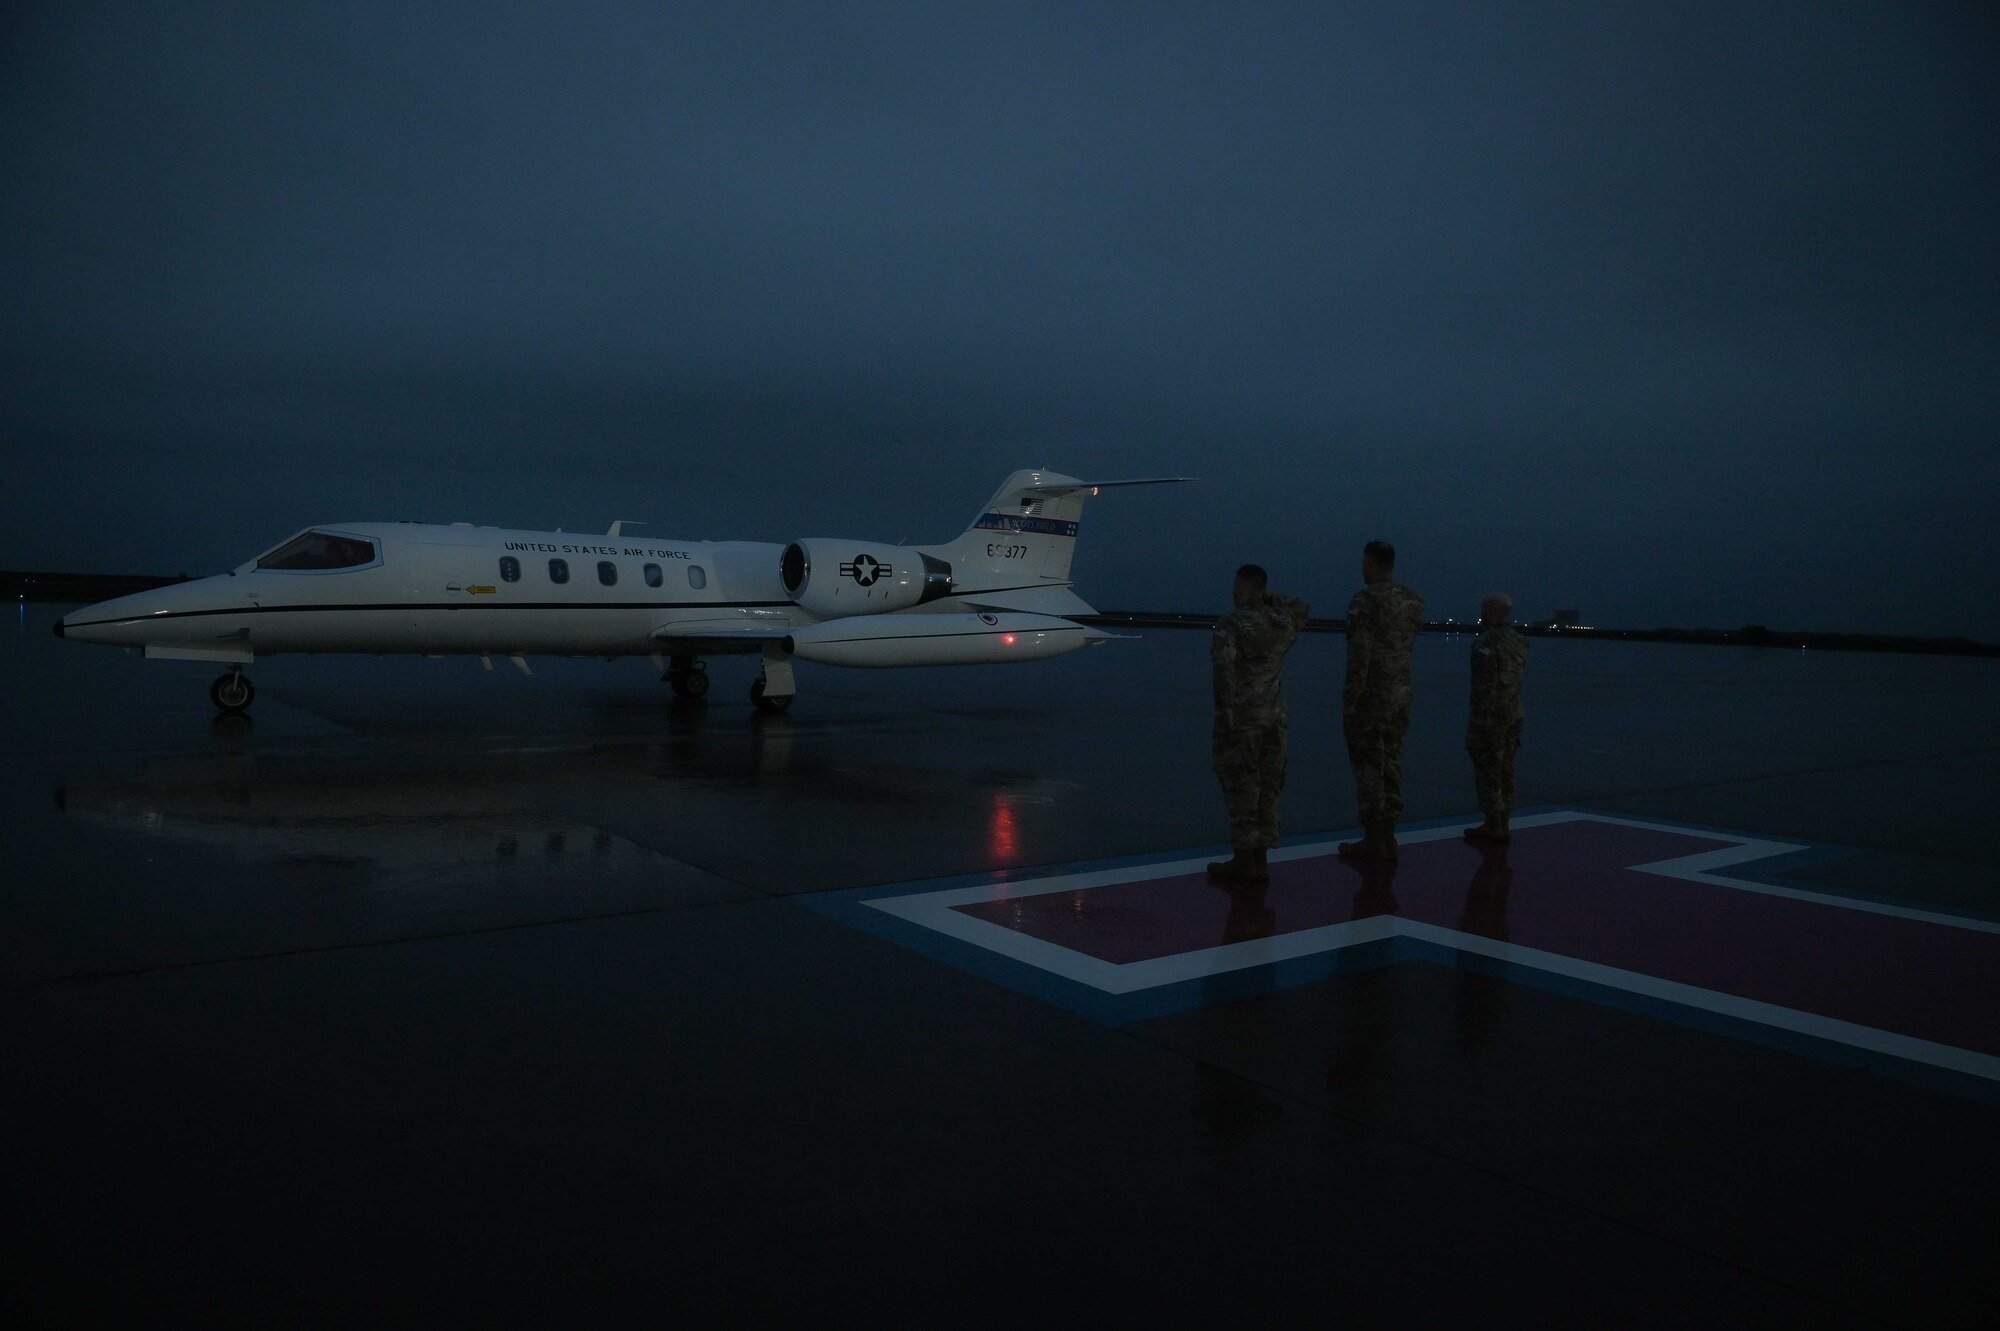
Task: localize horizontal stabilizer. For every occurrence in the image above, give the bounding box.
[1022,477,1195,497]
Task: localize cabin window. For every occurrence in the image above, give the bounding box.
[548,558,569,584]
[499,557,520,583]
[598,561,617,586]
[643,563,663,588]
[688,566,707,590]
[256,530,377,571]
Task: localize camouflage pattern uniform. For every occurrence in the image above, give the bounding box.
[1467,623,1528,818]
[1343,579,1425,823]
[1213,592,1310,849]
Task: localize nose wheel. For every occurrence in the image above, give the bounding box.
[210,669,255,714]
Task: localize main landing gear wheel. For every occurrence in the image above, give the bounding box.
[667,663,710,698]
[210,670,254,714]
[750,678,793,714]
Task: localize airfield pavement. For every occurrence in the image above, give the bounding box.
[5,600,1998,1326]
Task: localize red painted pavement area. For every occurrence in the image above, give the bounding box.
[952,821,2000,1055]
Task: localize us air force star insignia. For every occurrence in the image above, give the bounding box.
[840,554,889,586]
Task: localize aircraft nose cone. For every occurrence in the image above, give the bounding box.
[52,618,65,639]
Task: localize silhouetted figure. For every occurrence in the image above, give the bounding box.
[1208,564,1310,882]
[1340,540,1424,861]
[1464,592,1528,844]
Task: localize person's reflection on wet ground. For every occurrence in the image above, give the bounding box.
[1347,855,1399,920]
[1218,877,1276,947]
[1325,855,1399,1093]
[1192,876,1286,1146]
[1455,842,1513,1053]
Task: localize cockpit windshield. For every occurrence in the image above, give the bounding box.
[256,530,378,571]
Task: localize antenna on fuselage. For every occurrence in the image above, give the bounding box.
[607,520,647,537]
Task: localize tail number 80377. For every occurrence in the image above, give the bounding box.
[986,543,1029,559]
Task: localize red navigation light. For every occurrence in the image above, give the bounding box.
[1003,633,1017,645]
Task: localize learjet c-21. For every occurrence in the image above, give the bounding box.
[53,469,1189,713]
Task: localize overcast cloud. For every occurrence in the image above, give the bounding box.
[4,1,1995,634]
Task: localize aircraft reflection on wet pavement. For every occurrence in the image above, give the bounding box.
[53,469,1187,715]
[56,766,671,892]
[50,721,1087,915]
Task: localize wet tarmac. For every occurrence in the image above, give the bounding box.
[6,601,1998,1325]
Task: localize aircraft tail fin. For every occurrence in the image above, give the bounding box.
[918,469,1191,591]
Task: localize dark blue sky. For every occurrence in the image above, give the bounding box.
[4,2,1995,634]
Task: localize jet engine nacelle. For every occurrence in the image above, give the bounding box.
[785,612,1102,668]
[780,539,953,616]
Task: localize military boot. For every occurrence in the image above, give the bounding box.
[1339,822,1394,862]
[1463,813,1508,844]
[1208,846,1262,881]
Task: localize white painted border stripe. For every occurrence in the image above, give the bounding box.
[1558,811,2000,934]
[1394,920,2000,1083]
[857,811,2000,1080]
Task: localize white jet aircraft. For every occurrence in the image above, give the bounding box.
[55,469,1189,714]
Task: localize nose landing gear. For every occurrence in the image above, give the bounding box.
[209,668,255,714]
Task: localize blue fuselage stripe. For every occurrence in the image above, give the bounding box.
[974,513,1079,537]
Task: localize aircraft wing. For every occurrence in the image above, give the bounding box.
[649,619,791,656]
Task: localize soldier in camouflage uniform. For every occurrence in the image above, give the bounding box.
[1464,592,1528,843]
[1209,564,1311,882]
[1339,540,1425,861]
